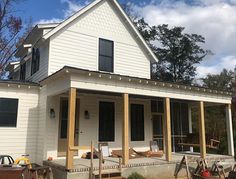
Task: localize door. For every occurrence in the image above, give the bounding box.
[58,98,80,156]
[152,114,164,150]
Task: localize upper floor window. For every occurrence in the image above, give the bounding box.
[99,38,114,72]
[31,48,40,75]
[20,62,26,80]
[0,98,18,127]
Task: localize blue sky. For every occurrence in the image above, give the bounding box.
[15,0,236,78]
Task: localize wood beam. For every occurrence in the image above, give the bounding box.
[122,93,129,165]
[164,97,172,161]
[199,101,206,159]
[226,104,234,156]
[66,87,77,170]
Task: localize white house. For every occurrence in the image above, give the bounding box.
[2,0,234,171]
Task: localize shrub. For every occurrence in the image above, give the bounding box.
[127,172,145,179]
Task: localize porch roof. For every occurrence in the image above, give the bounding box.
[40,66,232,104]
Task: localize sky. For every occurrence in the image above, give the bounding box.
[16,0,236,78]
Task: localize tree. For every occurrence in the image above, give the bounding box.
[132,18,210,84]
[0,0,23,75]
[201,69,235,91]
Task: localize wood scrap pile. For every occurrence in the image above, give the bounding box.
[111,148,163,159]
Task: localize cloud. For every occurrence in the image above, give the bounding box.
[61,0,90,18]
[36,18,62,24]
[197,56,236,77]
[36,0,91,24]
[132,0,236,77]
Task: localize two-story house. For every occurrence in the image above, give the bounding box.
[1,0,234,176]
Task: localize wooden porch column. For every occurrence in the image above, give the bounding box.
[122,93,129,165]
[226,104,235,156]
[164,97,172,162]
[66,87,77,170]
[199,101,206,159]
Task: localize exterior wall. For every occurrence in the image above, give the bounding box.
[43,93,152,159]
[0,85,39,162]
[26,41,50,83]
[36,86,48,163]
[49,0,151,79]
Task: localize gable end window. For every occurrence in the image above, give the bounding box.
[0,98,18,127]
[31,48,40,75]
[20,62,26,80]
[99,39,114,72]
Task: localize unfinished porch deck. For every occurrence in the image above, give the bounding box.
[43,153,235,173]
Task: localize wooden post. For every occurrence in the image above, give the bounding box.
[66,87,77,170]
[199,101,206,159]
[164,97,172,161]
[90,141,94,179]
[226,104,235,156]
[122,93,129,165]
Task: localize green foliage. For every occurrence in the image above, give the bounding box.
[127,172,145,179]
[133,18,210,84]
[201,69,234,91]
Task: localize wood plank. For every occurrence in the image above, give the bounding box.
[66,87,77,170]
[122,93,129,165]
[69,146,90,150]
[164,97,172,161]
[199,101,206,159]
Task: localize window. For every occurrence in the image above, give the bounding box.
[59,98,79,138]
[99,39,114,72]
[131,104,144,141]
[99,101,115,141]
[31,48,40,75]
[60,99,68,138]
[0,98,18,127]
[20,63,26,80]
[151,100,164,113]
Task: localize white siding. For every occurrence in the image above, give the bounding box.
[26,41,49,83]
[0,85,39,162]
[36,86,48,163]
[49,0,151,79]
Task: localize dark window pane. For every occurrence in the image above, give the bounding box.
[99,39,113,57]
[99,56,113,72]
[99,39,113,72]
[60,99,68,138]
[20,63,26,80]
[131,104,144,141]
[99,101,115,142]
[31,48,40,75]
[151,100,164,113]
[0,98,18,127]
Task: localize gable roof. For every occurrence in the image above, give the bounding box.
[42,0,158,63]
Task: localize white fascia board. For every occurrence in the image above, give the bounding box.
[42,0,102,40]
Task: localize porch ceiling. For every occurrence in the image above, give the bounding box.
[41,66,232,104]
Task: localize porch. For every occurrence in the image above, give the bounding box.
[41,66,234,172]
[43,153,235,179]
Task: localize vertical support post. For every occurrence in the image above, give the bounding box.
[188,105,193,153]
[122,93,129,165]
[199,101,206,159]
[164,97,172,162]
[90,141,94,179]
[66,87,77,170]
[226,104,235,156]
